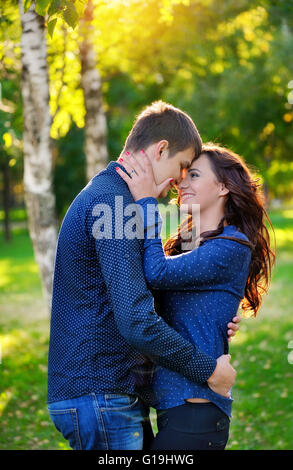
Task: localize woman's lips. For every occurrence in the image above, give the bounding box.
[181,193,196,201]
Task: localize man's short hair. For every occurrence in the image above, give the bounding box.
[123,100,202,158]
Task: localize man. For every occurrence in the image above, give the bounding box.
[47,101,239,450]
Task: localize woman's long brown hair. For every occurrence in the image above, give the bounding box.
[164,143,276,317]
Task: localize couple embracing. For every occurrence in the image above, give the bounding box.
[47,101,274,450]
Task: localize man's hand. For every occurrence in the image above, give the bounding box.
[207,354,236,398]
[227,314,241,342]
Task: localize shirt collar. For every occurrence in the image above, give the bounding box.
[105,160,132,178]
[223,224,239,235]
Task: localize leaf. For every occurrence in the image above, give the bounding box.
[74,0,86,18]
[47,11,63,22]
[48,18,57,38]
[23,0,32,12]
[35,0,52,17]
[62,3,79,29]
[48,0,63,17]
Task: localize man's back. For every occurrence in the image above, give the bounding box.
[47,162,153,404]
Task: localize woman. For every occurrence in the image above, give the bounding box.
[115,143,275,450]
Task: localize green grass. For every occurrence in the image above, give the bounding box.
[0,209,292,450]
[0,229,64,450]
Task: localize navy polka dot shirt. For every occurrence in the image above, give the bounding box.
[47,161,218,405]
[136,196,252,417]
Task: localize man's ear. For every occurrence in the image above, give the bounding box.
[155,140,169,160]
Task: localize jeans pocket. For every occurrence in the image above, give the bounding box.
[103,394,139,411]
[207,418,230,450]
[216,417,230,431]
[48,407,82,450]
[208,439,228,450]
[97,395,144,450]
[207,432,229,450]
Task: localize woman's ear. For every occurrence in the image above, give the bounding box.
[219,183,229,196]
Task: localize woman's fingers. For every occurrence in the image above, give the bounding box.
[157,177,175,195]
[117,157,137,177]
[228,323,239,332]
[115,165,132,184]
[118,149,149,176]
[115,149,166,200]
[128,151,146,174]
[126,155,141,177]
[231,314,241,324]
[227,315,241,341]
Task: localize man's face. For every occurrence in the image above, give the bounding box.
[148,141,195,198]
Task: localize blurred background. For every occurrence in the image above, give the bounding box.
[0,0,292,450]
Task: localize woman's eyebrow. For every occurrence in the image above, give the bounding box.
[188,168,201,172]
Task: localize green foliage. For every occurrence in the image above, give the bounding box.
[35,0,51,15]
[53,124,86,220]
[25,0,87,36]
[105,73,164,158]
[47,18,57,37]
[0,1,23,197]
[23,0,32,12]
[2,0,293,208]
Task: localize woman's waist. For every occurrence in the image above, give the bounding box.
[185,398,211,403]
[152,369,233,402]
[150,379,233,418]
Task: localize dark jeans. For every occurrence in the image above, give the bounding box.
[151,402,230,450]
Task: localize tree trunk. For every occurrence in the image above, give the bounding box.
[263,180,270,210]
[79,0,108,181]
[19,1,58,310]
[2,151,11,242]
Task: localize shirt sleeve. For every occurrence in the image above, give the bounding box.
[136,196,251,290]
[85,192,217,384]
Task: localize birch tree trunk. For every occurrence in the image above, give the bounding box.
[19,1,58,310]
[79,0,108,181]
[1,151,11,243]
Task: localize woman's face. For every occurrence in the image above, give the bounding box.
[177,153,229,213]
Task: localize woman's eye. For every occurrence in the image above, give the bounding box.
[190,173,199,178]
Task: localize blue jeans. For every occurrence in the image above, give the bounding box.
[48,392,154,450]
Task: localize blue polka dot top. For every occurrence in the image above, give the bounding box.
[136,196,252,417]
